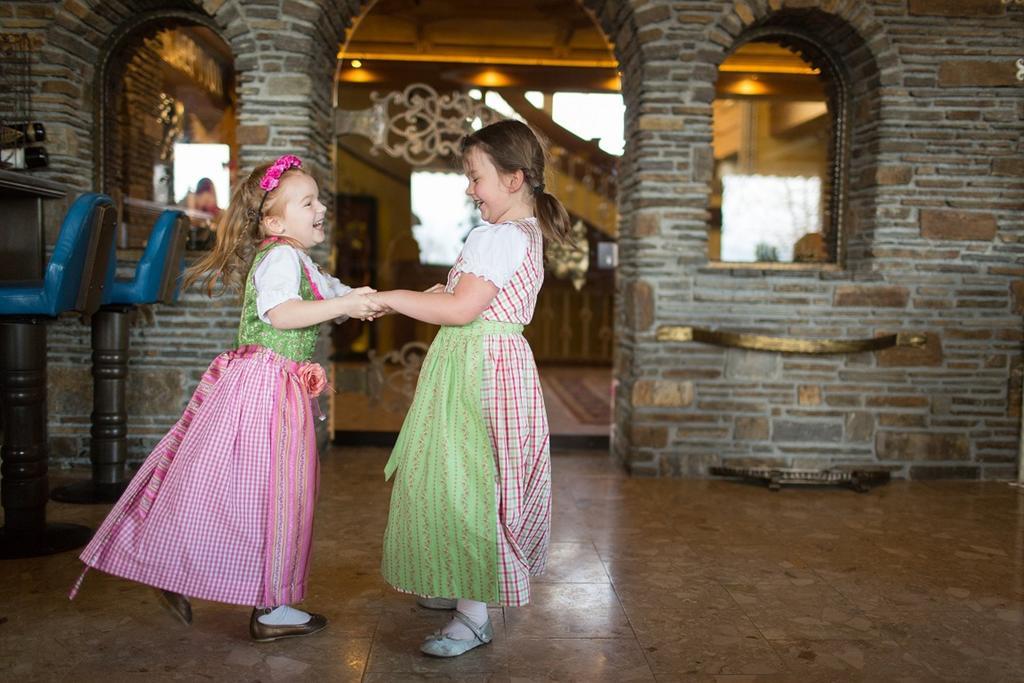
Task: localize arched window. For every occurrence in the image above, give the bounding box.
[95,10,235,249]
[710,28,849,266]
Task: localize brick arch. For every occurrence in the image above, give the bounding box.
[32,1,250,193]
[324,0,643,242]
[327,0,643,156]
[90,6,244,192]
[702,1,901,271]
[38,1,381,225]
[332,0,641,87]
[706,0,899,83]
[42,0,360,194]
[32,0,642,230]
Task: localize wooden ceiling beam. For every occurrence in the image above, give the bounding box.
[337,61,620,93]
[716,72,825,100]
[339,46,618,68]
[337,62,824,100]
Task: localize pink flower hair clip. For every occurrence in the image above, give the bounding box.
[259,154,302,192]
[254,154,303,221]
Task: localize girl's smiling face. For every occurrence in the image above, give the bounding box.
[264,172,326,249]
[464,146,519,225]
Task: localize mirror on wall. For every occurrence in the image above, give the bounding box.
[102,24,235,249]
[710,40,833,265]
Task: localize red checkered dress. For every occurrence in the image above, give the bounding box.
[446,218,551,606]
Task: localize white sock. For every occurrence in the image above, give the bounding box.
[257,605,311,626]
[441,599,488,640]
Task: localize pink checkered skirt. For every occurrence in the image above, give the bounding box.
[70,345,320,607]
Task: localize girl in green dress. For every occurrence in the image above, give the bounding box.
[372,121,573,657]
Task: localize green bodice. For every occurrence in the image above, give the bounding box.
[236,244,319,362]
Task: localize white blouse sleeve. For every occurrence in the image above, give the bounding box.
[292,249,353,300]
[253,247,304,323]
[322,273,353,299]
[458,224,530,289]
[320,272,353,324]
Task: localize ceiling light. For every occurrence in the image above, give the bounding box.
[472,70,512,87]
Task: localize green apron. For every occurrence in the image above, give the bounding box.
[382,319,524,603]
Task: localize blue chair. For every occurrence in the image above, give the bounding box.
[0,193,116,318]
[103,208,188,308]
[0,192,117,558]
[52,209,188,505]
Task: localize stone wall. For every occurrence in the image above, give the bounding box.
[1,0,358,463]
[110,33,166,245]
[0,0,642,467]
[0,0,349,236]
[613,0,1023,479]
[2,0,1021,477]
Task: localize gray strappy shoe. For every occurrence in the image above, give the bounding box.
[419,611,493,657]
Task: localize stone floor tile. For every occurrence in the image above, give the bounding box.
[3,449,1021,682]
[506,637,655,682]
[722,581,879,641]
[532,542,610,584]
[505,583,632,639]
[628,608,785,676]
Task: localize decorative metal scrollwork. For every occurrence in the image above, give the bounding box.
[337,100,389,148]
[546,219,589,291]
[336,83,502,166]
[656,326,927,354]
[336,83,619,236]
[366,341,430,408]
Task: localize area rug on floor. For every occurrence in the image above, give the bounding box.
[543,375,612,426]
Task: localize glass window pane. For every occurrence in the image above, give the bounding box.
[721,174,821,262]
[550,92,625,157]
[172,142,230,207]
[410,171,479,265]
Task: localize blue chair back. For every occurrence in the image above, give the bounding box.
[152,210,188,304]
[104,209,188,306]
[46,193,117,317]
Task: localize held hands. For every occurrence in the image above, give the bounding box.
[352,285,446,322]
[366,291,393,317]
[343,286,386,321]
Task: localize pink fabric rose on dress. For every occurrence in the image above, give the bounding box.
[298,362,328,397]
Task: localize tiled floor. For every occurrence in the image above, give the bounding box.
[2,449,1023,681]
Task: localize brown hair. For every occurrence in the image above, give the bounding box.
[460,119,572,245]
[181,163,307,297]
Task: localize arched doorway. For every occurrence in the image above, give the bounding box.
[332,0,621,447]
[95,9,236,250]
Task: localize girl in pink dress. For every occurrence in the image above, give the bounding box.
[372,120,572,657]
[70,155,383,641]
